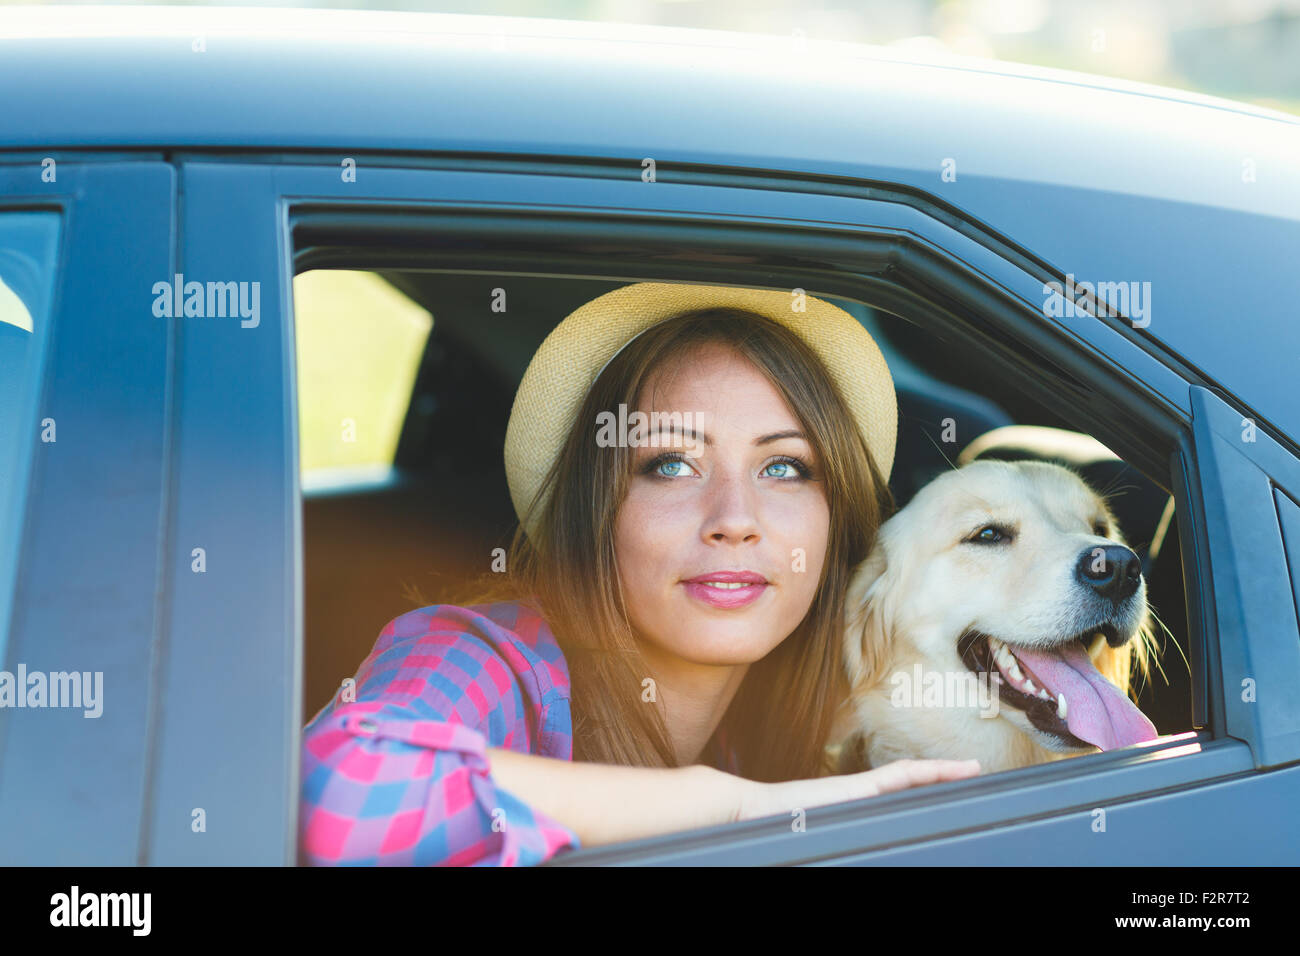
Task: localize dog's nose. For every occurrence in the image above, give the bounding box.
[1076,545,1142,602]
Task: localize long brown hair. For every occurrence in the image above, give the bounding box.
[439,307,893,782]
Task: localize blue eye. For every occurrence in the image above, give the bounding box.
[763,456,812,480]
[648,454,697,478]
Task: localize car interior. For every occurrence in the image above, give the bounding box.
[297,271,1194,747]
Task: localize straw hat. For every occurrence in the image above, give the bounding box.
[504,282,897,537]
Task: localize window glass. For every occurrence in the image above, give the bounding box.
[0,211,61,662]
[292,270,433,493]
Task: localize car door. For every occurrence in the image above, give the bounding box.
[178,150,1300,865]
[0,160,174,865]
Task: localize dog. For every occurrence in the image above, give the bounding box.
[830,459,1159,775]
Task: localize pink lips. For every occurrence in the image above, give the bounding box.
[681,570,769,609]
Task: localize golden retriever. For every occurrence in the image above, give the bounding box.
[830,459,1159,774]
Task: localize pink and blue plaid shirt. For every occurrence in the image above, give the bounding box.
[299,600,739,866]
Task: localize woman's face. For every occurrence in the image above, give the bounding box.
[614,342,831,668]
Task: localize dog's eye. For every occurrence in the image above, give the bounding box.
[968,524,1012,544]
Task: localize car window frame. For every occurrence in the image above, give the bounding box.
[147,161,302,865]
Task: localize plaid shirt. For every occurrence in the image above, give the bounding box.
[299,600,739,866]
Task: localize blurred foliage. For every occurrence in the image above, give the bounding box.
[293,270,431,477]
[4,1,1295,114]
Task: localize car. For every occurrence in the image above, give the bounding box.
[1,5,1298,867]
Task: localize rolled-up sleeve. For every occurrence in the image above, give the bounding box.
[299,609,582,866]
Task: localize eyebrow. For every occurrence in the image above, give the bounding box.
[645,426,808,446]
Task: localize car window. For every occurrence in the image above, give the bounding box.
[292,269,432,494]
[290,267,1194,751]
[0,211,61,663]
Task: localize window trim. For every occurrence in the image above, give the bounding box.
[1188,385,1300,769]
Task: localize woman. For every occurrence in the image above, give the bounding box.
[299,282,980,866]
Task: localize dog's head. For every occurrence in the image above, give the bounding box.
[845,459,1158,755]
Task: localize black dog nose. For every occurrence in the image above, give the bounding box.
[1076,545,1142,601]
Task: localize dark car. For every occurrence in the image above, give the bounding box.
[1,6,1298,866]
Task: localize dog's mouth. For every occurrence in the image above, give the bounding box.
[958,627,1157,751]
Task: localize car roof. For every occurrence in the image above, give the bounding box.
[4,7,1300,444]
[1,7,1294,176]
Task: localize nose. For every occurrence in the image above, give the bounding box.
[703,472,761,545]
[1076,544,1142,602]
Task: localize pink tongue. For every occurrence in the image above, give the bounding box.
[1010,641,1157,751]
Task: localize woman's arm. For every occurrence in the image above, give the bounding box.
[487,747,741,847]
[488,747,981,849]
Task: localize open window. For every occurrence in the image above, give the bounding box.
[292,266,1199,745]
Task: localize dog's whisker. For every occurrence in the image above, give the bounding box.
[1098,480,1141,502]
[1143,606,1186,682]
[1128,628,1159,697]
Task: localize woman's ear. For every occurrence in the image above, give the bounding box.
[843,545,894,693]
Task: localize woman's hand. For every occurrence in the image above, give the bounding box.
[733,758,981,823]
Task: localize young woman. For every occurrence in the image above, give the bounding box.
[299,282,981,866]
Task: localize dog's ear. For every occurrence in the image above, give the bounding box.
[843,545,895,693]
